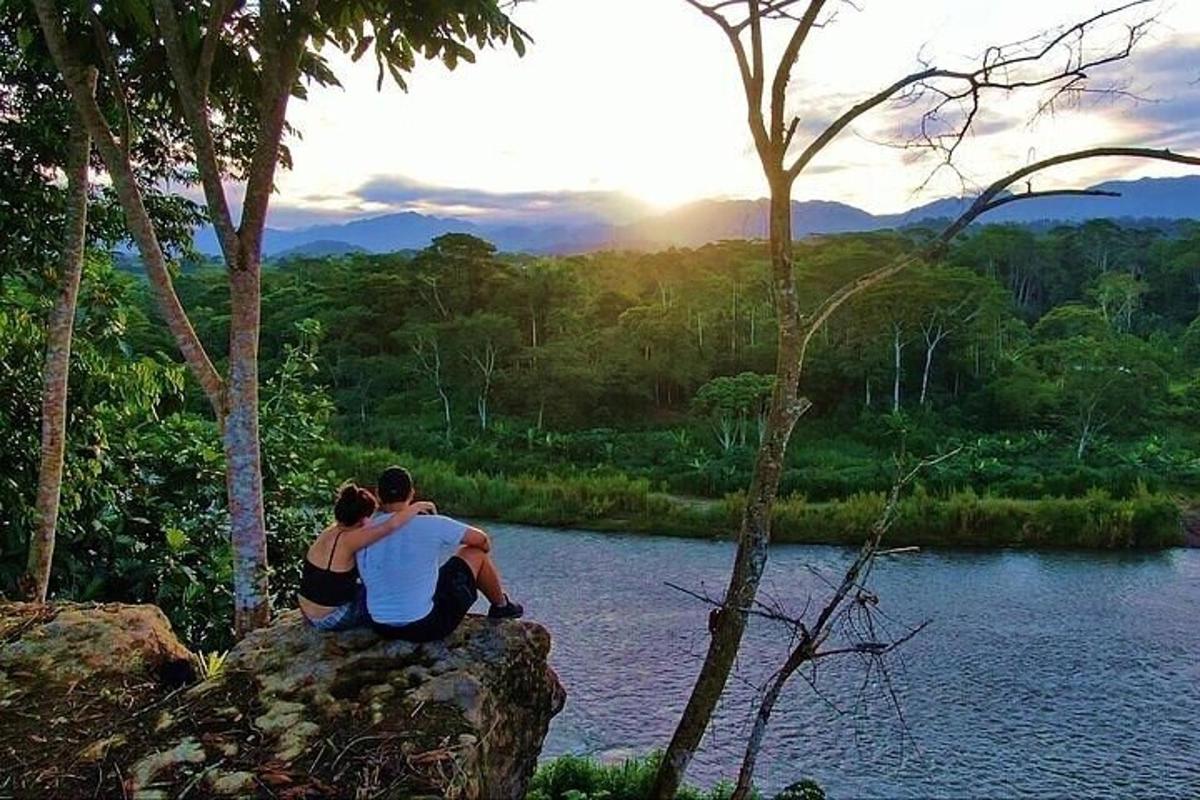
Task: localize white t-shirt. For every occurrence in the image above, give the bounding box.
[356,512,468,625]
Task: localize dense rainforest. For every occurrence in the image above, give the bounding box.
[163,220,1200,499]
[4,220,1199,647]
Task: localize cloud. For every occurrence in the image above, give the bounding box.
[347,176,649,225]
[168,175,652,231]
[1085,35,1200,150]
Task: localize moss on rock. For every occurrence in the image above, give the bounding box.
[0,604,564,799]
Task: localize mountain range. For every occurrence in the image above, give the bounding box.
[193,175,1200,258]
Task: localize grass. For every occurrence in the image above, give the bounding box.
[322,443,1186,550]
[763,486,1184,549]
[528,752,829,800]
[193,650,230,681]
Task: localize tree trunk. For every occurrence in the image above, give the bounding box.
[731,659,793,800]
[652,177,810,799]
[439,383,453,443]
[23,96,92,603]
[892,325,904,413]
[32,0,227,413]
[731,284,739,358]
[225,263,270,637]
[919,328,945,407]
[1077,408,1093,460]
[478,380,489,431]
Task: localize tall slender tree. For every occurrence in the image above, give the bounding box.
[653,2,1198,795]
[22,75,91,603]
[32,0,527,635]
[1,8,205,600]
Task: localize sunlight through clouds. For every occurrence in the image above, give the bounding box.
[270,0,1200,227]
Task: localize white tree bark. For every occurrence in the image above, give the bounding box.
[25,78,93,602]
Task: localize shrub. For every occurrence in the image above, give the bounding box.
[527,753,750,800]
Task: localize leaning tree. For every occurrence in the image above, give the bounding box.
[30,0,528,635]
[0,8,210,602]
[652,1,1200,796]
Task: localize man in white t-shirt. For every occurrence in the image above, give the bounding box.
[357,466,522,641]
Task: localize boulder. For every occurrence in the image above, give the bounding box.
[0,602,198,797]
[0,604,564,799]
[0,601,195,685]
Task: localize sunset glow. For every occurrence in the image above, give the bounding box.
[260,0,1200,228]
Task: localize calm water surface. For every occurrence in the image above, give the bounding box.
[470,524,1200,799]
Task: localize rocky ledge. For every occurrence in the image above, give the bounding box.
[0,603,564,799]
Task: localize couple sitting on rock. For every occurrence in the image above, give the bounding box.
[297,466,523,641]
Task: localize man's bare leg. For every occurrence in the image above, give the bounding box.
[454,545,507,606]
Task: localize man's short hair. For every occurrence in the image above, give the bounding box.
[377,466,414,504]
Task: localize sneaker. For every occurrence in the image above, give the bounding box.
[488,596,524,620]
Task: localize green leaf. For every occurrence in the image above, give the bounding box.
[165,527,189,552]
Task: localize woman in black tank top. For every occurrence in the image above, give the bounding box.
[299,483,436,631]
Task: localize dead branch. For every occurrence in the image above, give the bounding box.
[727,448,958,800]
[898,1,1157,173]
[797,147,1200,375]
[685,1,1158,182]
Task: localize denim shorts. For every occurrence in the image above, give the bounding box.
[305,587,368,631]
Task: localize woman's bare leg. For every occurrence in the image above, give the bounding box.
[454,545,506,606]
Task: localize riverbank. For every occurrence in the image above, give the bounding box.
[324,444,1188,550]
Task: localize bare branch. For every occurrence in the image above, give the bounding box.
[684,0,772,162]
[812,619,932,660]
[151,0,241,269]
[789,67,938,177]
[85,8,131,154]
[728,448,957,800]
[797,147,1200,374]
[197,0,236,100]
[664,581,812,631]
[975,188,1119,214]
[239,0,320,253]
[769,1,828,142]
[786,0,1157,178]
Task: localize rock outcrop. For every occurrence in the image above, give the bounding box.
[0,603,564,799]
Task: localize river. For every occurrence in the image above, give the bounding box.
[472,523,1200,799]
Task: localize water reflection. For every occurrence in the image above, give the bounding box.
[473,524,1199,799]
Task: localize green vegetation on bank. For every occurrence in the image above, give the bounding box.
[146,222,1200,506]
[528,752,825,800]
[324,443,1185,549]
[5,222,1199,649]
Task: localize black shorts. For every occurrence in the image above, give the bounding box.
[371,556,478,642]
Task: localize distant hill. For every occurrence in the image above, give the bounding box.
[193,175,1200,257]
[883,175,1200,227]
[195,212,612,258]
[617,198,879,248]
[272,240,367,259]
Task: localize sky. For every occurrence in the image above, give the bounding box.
[264,0,1200,229]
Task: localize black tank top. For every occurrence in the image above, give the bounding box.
[299,529,359,606]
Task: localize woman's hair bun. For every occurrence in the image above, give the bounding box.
[333,482,378,526]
